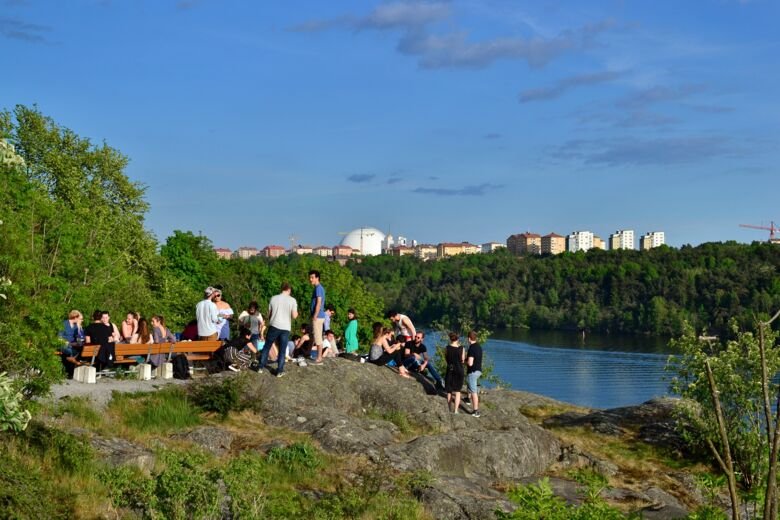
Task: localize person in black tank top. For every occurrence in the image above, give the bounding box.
[444,332,466,413]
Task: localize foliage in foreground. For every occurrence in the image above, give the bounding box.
[668,317,780,519]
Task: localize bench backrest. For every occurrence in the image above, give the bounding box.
[81,340,223,364]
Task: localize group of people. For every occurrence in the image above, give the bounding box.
[58,269,484,416]
[58,309,176,375]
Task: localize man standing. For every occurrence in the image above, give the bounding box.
[257,282,299,377]
[466,330,483,417]
[388,310,416,341]
[403,331,444,391]
[309,270,326,364]
[195,286,220,340]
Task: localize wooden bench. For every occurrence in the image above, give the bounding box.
[80,343,160,366]
[79,340,223,367]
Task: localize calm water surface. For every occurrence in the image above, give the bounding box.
[483,330,674,409]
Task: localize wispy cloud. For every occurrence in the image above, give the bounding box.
[519,70,625,103]
[291,1,450,32]
[386,176,403,185]
[293,3,617,70]
[398,19,616,69]
[0,17,51,43]
[414,182,503,196]
[176,0,201,10]
[347,173,376,183]
[554,136,738,167]
[687,104,734,114]
[617,84,706,109]
[483,132,502,140]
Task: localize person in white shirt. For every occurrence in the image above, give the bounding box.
[256,282,299,377]
[195,286,220,340]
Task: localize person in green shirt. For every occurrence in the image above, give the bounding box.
[344,308,359,354]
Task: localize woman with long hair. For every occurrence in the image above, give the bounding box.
[150,315,176,367]
[368,323,410,378]
[131,318,154,344]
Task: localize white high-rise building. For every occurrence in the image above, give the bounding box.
[640,231,665,251]
[566,231,594,253]
[397,236,408,247]
[382,234,394,252]
[609,230,635,250]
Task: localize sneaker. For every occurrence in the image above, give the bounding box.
[298,360,308,367]
[228,364,240,372]
[296,357,305,363]
[472,410,481,418]
[276,372,286,378]
[255,368,264,374]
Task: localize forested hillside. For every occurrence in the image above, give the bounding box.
[349,244,780,337]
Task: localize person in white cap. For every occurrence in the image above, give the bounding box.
[195,286,220,340]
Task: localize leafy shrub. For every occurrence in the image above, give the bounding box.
[223,452,306,518]
[496,477,637,520]
[153,450,222,520]
[100,465,155,511]
[0,371,31,432]
[52,396,102,427]
[190,376,244,419]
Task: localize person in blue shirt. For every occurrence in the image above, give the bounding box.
[58,310,85,377]
[309,270,326,364]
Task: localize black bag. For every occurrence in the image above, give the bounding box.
[172,354,190,380]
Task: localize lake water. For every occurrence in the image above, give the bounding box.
[465,329,673,410]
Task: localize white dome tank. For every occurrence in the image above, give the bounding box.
[340,227,386,256]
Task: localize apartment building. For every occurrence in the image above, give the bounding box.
[566,231,594,253]
[481,242,506,253]
[541,233,565,255]
[332,245,353,257]
[233,246,259,259]
[415,244,438,261]
[593,236,606,250]
[390,246,415,256]
[609,230,635,250]
[313,246,331,257]
[260,245,286,258]
[640,231,665,251]
[437,242,479,258]
[507,232,542,255]
[291,245,314,255]
[214,248,232,259]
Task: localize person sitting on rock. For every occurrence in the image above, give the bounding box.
[322,329,340,358]
[292,324,313,361]
[368,323,410,378]
[225,327,257,372]
[403,331,444,391]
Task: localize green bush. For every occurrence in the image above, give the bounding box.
[223,452,307,518]
[0,371,31,432]
[153,450,222,520]
[190,376,244,419]
[100,465,155,512]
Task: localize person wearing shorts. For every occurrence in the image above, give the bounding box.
[466,330,483,418]
[309,270,326,364]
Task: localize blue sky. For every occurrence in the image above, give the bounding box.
[2,0,778,248]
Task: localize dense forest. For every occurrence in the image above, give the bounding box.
[2,105,779,398]
[348,244,780,337]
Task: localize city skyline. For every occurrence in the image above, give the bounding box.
[2,1,778,248]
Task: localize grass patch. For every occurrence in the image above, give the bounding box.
[267,441,323,474]
[366,407,413,435]
[51,396,103,428]
[109,387,201,434]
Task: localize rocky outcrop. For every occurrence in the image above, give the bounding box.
[542,397,685,452]
[229,359,560,485]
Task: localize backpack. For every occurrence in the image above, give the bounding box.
[172,354,190,380]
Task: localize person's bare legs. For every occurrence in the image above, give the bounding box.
[453,391,461,413]
[471,391,479,413]
[447,392,453,412]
